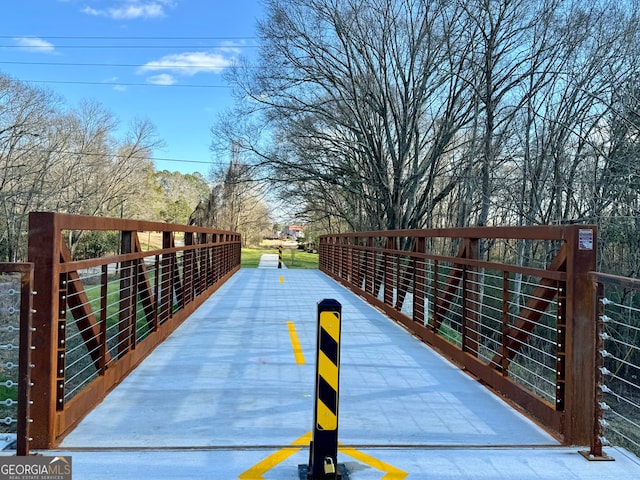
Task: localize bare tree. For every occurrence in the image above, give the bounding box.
[0,75,164,261]
[218,0,640,276]
[190,155,273,247]
[224,0,475,231]
[0,75,58,261]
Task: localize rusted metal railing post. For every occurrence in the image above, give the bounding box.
[562,226,598,446]
[119,230,134,356]
[159,232,173,324]
[365,237,374,296]
[579,279,614,461]
[345,237,352,283]
[16,263,35,456]
[99,265,109,373]
[462,238,479,357]
[414,237,426,326]
[28,212,60,448]
[384,237,394,306]
[334,237,340,277]
[353,237,361,290]
[184,232,194,304]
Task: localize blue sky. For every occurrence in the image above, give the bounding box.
[0,0,263,175]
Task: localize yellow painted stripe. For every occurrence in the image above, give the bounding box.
[291,431,312,446]
[238,432,408,479]
[316,398,337,431]
[318,351,338,390]
[237,446,298,479]
[340,447,409,479]
[237,432,311,479]
[320,311,340,342]
[287,321,305,365]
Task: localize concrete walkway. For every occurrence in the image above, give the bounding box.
[258,252,287,268]
[41,268,640,479]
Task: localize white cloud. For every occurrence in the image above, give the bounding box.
[216,42,244,55]
[146,74,178,85]
[139,51,235,76]
[13,37,56,53]
[104,77,128,91]
[82,1,176,20]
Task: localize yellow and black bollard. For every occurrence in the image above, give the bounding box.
[278,245,283,269]
[299,299,348,480]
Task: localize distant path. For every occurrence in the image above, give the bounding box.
[258,253,287,269]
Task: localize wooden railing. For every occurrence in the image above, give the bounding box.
[319,225,597,446]
[27,212,241,448]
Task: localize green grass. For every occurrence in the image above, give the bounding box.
[0,376,17,401]
[79,274,159,338]
[241,248,319,269]
[438,322,462,346]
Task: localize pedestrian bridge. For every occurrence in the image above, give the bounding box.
[45,266,640,479]
[3,213,640,478]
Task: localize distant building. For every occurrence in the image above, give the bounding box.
[283,225,305,238]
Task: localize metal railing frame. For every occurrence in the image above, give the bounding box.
[27,212,241,448]
[15,217,622,452]
[0,263,34,456]
[585,272,640,460]
[319,225,597,446]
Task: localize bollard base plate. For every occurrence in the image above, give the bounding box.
[579,450,615,461]
[298,463,349,480]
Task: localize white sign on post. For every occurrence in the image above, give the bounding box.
[578,229,593,250]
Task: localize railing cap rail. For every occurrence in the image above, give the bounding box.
[29,211,240,236]
[590,271,640,289]
[320,224,597,241]
[0,262,34,273]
